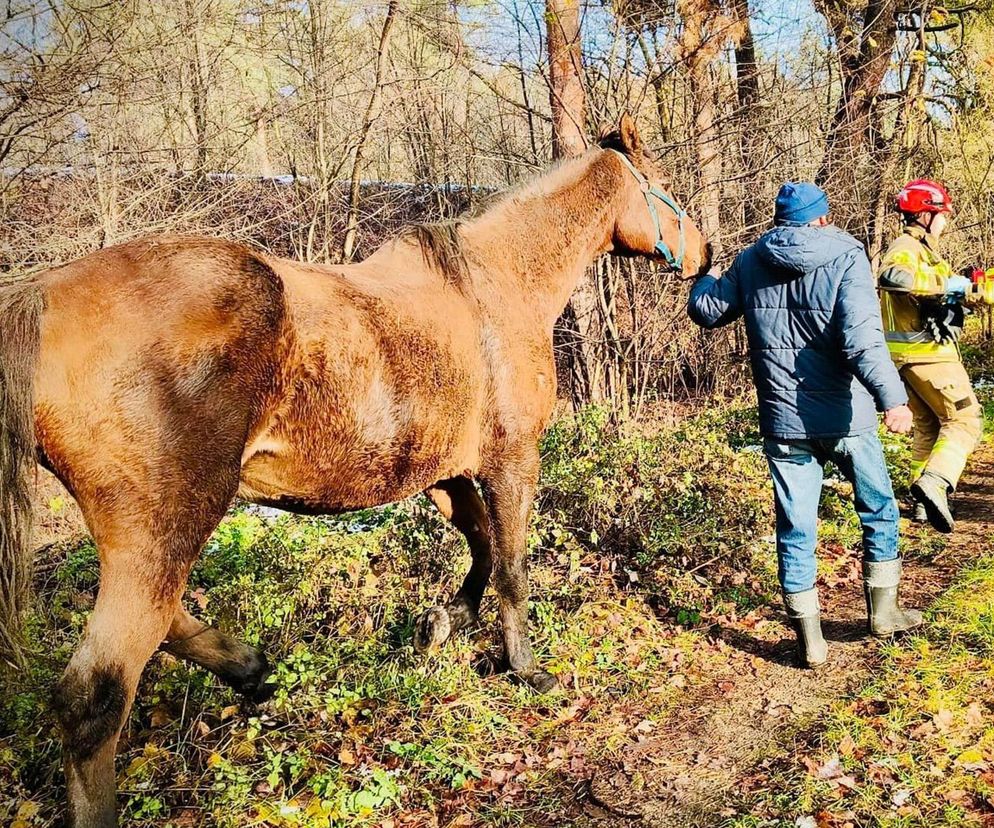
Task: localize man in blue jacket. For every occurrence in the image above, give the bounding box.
[688,183,923,668]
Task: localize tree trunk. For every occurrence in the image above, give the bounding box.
[678,0,723,246]
[868,41,927,265]
[93,132,119,248]
[690,68,722,244]
[341,1,399,263]
[546,0,601,407]
[815,0,899,236]
[545,0,588,158]
[634,30,672,145]
[515,0,539,163]
[733,0,763,235]
[184,0,209,174]
[304,0,331,261]
[254,112,274,178]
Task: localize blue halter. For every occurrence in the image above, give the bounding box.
[611,150,687,270]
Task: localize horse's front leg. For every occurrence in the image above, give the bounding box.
[480,445,557,693]
[414,476,493,652]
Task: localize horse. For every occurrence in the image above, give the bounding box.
[0,114,711,826]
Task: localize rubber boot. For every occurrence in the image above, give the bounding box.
[863,559,924,637]
[910,471,954,534]
[783,588,828,669]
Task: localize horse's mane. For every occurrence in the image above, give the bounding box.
[399,139,636,283]
[397,161,578,283]
[399,222,468,283]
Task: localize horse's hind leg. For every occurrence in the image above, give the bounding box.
[414,476,492,653]
[162,606,274,702]
[54,479,237,827]
[53,530,194,828]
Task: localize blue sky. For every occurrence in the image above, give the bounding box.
[3,0,829,83]
[463,0,828,74]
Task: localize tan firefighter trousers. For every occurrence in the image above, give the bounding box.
[901,361,984,489]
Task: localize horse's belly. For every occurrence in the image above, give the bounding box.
[237,433,478,514]
[237,379,483,513]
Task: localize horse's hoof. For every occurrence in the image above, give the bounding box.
[521,668,559,694]
[414,606,452,653]
[241,665,276,704]
[229,652,276,704]
[445,600,480,634]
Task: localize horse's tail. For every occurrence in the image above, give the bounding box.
[0,279,43,668]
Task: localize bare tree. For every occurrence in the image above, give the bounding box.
[675,0,747,248]
[814,0,900,236]
[546,0,588,157]
[733,0,763,234]
[341,1,400,263]
[184,0,210,174]
[547,0,607,406]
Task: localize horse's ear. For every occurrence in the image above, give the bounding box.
[618,113,642,155]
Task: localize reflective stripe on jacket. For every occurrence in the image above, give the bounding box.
[877,226,959,365]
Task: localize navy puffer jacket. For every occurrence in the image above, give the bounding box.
[688,224,907,440]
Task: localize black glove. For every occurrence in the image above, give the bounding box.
[920,298,964,344]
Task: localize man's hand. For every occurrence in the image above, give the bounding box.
[884,404,914,434]
[690,266,721,287]
[687,266,722,292]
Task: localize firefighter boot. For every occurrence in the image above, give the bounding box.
[912,501,928,524]
[784,588,828,669]
[911,471,955,534]
[863,559,923,637]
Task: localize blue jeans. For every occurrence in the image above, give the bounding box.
[764,432,900,594]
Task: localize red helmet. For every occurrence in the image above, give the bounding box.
[896,179,953,215]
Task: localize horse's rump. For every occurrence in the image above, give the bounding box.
[33,238,289,513]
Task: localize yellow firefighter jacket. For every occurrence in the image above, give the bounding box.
[877,225,959,366]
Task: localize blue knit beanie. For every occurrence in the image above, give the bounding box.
[774,182,829,226]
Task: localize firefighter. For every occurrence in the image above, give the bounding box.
[877,179,984,533]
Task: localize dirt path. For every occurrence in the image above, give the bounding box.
[576,440,994,827]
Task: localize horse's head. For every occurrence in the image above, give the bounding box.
[601,114,712,279]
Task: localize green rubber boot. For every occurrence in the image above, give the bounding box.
[863,559,924,637]
[784,588,828,669]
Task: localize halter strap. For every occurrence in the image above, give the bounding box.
[610,150,686,269]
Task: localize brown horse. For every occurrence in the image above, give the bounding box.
[0,115,710,826]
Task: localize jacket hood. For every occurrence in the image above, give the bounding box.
[755,224,861,278]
